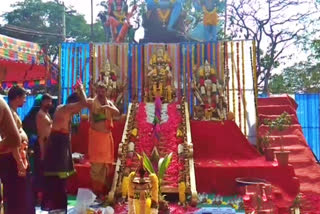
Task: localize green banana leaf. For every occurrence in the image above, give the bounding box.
[142,152,155,174]
[158,152,173,182]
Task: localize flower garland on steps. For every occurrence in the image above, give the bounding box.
[134,103,183,187]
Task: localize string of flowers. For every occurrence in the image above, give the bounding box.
[128,172,136,214]
[241,41,247,136]
[231,42,236,116]
[178,181,186,204]
[159,104,183,187]
[251,41,259,143]
[150,173,159,214]
[134,103,183,187]
[224,42,230,112]
[236,42,242,130]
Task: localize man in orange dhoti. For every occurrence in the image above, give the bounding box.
[87,82,120,198]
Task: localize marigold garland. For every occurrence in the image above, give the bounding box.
[121,176,129,199]
[146,198,151,214]
[178,181,186,204]
[134,199,141,214]
[236,42,242,130]
[224,42,229,112]
[231,42,236,115]
[128,172,136,214]
[241,41,247,136]
[150,173,159,204]
[252,40,259,143]
[58,44,62,104]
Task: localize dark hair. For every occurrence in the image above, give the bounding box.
[66,92,80,104]
[41,93,53,104]
[8,86,27,101]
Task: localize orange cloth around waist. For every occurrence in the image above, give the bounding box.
[88,128,114,164]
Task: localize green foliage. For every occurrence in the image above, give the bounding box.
[157,153,172,183]
[1,0,105,59]
[262,112,292,150]
[228,0,320,93]
[269,62,320,94]
[139,152,172,185]
[312,40,320,60]
[263,112,292,132]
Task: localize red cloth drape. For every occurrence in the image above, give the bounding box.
[0,59,48,82]
[191,120,300,211]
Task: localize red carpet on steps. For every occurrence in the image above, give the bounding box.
[191,120,299,212]
[258,96,320,213]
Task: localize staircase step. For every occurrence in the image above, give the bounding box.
[258,125,303,136]
[258,96,297,109]
[258,105,296,115]
[259,114,300,125]
[267,135,307,147]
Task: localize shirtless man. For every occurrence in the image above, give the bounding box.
[7,86,29,176]
[42,85,88,212]
[87,82,120,198]
[36,93,53,161]
[35,93,53,207]
[1,86,35,214]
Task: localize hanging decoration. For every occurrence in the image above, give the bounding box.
[60,41,257,138]
[236,42,242,130]
[241,41,247,136]
[0,34,43,64]
[231,42,236,115]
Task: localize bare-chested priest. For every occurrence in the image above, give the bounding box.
[35,93,53,207]
[87,82,120,198]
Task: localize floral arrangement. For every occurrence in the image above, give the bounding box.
[134,103,183,187]
[197,193,244,210]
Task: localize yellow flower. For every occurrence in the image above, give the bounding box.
[128,172,136,197]
[233,205,239,210]
[221,201,227,205]
[134,199,141,214]
[121,176,129,198]
[146,198,151,214]
[178,182,186,203]
[149,174,159,203]
[207,199,212,204]
[131,128,138,137]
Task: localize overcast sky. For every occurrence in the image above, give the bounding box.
[0,0,102,24]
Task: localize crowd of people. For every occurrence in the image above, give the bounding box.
[0,80,119,214]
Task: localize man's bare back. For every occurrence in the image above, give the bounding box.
[51,105,74,133]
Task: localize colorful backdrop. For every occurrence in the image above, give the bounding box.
[60,41,258,142]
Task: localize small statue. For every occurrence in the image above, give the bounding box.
[96,59,125,113]
[146,47,174,102]
[102,0,138,42]
[192,60,227,121]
